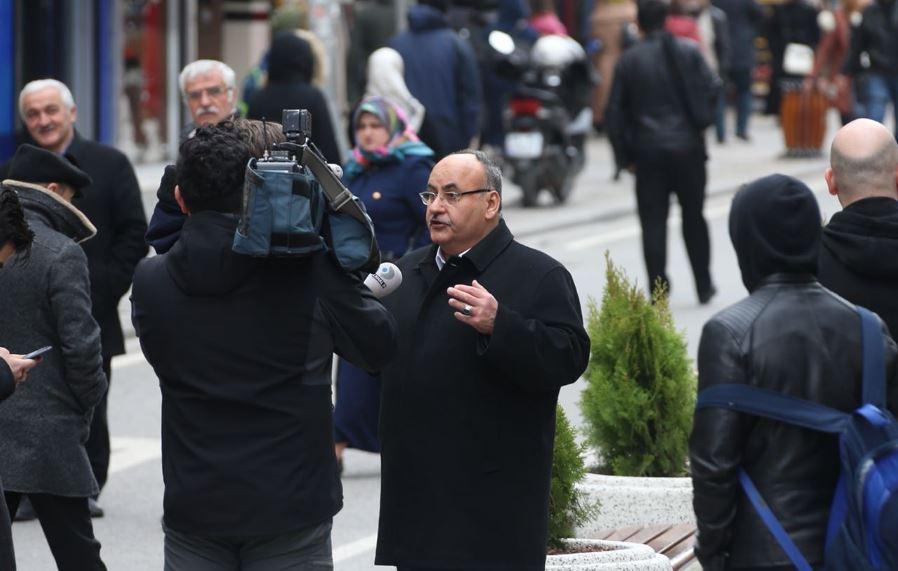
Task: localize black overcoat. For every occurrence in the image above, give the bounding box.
[67,133,148,359]
[375,220,590,570]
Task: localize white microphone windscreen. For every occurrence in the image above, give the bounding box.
[363,262,403,298]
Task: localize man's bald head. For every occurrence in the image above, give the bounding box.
[827,119,898,206]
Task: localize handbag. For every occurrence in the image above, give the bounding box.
[783,43,815,76]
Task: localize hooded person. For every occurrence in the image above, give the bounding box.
[246,31,342,164]
[818,118,898,338]
[363,47,426,132]
[389,0,483,159]
[689,173,898,571]
[0,144,108,569]
[333,96,433,468]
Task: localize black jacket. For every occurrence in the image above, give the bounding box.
[712,0,763,70]
[691,276,898,569]
[606,31,715,169]
[845,0,898,76]
[819,197,898,338]
[690,176,898,570]
[0,134,148,359]
[131,212,396,536]
[246,33,342,164]
[375,220,590,570]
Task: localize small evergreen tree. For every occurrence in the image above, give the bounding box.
[547,405,597,549]
[580,253,696,477]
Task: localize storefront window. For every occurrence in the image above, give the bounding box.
[119,0,169,163]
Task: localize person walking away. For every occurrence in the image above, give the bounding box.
[712,0,762,141]
[806,0,869,125]
[334,97,433,469]
[606,0,719,303]
[390,0,483,159]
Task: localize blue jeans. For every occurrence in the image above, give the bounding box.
[858,73,898,137]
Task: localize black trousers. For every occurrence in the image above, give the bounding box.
[5,492,105,570]
[86,357,111,494]
[634,148,713,299]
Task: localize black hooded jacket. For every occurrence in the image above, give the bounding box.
[845,0,898,76]
[819,196,898,338]
[246,32,342,164]
[131,212,396,536]
[689,175,898,570]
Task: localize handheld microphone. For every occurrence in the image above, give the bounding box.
[364,263,403,298]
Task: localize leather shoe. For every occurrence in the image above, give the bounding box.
[88,497,104,518]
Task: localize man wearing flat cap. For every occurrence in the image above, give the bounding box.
[0,80,148,518]
[0,144,108,569]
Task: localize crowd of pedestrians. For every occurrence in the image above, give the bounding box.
[1,0,898,569]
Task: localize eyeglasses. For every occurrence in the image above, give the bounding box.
[419,188,493,206]
[185,85,230,102]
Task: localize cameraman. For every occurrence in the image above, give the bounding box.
[131,122,397,570]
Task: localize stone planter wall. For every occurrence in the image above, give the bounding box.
[546,539,672,570]
[575,473,695,534]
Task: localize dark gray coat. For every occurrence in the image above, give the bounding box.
[0,181,107,497]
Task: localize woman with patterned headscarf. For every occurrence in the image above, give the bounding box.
[334,96,434,469]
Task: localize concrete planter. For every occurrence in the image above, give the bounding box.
[546,539,672,570]
[575,473,695,534]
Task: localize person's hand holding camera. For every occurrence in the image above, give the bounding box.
[0,347,38,385]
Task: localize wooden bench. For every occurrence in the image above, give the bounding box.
[585,523,699,570]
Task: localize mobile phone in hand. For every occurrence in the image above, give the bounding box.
[23,346,52,359]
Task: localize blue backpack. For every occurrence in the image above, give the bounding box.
[696,306,898,571]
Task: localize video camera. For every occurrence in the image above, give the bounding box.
[233,110,380,275]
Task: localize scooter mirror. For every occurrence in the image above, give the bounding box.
[488,30,515,56]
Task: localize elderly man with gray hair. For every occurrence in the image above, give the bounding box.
[179,59,239,141]
[819,118,898,337]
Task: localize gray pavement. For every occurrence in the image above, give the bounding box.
[13,112,839,569]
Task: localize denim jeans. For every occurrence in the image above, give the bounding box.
[730,67,754,138]
[857,72,898,137]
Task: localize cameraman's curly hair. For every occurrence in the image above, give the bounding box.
[0,186,34,260]
[177,121,251,214]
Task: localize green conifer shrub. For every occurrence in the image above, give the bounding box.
[580,253,696,477]
[547,405,598,549]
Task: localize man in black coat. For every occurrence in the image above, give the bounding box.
[375,150,590,570]
[606,0,718,303]
[2,79,148,517]
[819,118,898,337]
[131,123,396,569]
[690,173,898,570]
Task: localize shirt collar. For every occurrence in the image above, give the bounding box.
[435,247,470,270]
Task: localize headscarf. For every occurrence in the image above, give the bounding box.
[343,96,433,183]
[729,174,822,292]
[364,48,426,132]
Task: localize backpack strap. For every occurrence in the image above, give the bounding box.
[857,306,887,407]
[738,468,815,571]
[696,384,849,433]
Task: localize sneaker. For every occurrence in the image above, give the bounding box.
[88,497,104,518]
[14,497,36,522]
